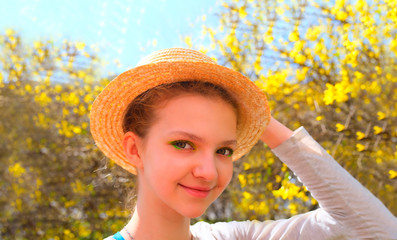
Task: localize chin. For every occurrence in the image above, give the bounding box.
[180,206,209,218]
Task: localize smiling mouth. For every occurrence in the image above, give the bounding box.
[179,184,213,198]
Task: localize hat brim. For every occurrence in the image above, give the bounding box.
[90,61,270,174]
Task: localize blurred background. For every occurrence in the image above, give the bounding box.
[1,0,396,239]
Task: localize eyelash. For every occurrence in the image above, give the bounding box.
[216,148,234,157]
[171,140,195,150]
[170,140,234,157]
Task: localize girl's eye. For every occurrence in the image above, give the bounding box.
[216,148,234,157]
[171,140,194,150]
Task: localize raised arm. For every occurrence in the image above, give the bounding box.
[260,118,397,239]
[260,116,293,149]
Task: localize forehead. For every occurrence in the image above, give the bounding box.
[150,94,237,141]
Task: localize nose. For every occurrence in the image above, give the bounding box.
[192,152,218,182]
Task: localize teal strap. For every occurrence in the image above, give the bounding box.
[113,232,125,240]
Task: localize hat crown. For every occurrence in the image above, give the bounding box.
[136,48,216,67]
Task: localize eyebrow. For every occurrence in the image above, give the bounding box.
[168,130,237,147]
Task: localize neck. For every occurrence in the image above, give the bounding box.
[123,195,192,240]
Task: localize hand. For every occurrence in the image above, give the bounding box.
[260,116,293,149]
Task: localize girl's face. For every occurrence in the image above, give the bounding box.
[135,94,237,218]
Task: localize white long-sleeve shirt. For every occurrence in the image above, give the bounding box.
[190,127,397,239]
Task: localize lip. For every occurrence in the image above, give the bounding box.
[179,184,213,198]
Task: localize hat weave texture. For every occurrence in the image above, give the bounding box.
[90,48,270,174]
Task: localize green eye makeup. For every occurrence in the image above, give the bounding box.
[217,148,234,157]
[170,141,233,157]
[170,140,195,150]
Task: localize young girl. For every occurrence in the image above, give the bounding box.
[90,48,397,240]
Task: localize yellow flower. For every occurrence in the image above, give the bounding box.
[373,126,383,135]
[288,203,298,215]
[389,170,397,179]
[275,7,285,15]
[221,2,228,8]
[264,35,274,44]
[289,32,299,42]
[72,126,82,134]
[377,111,386,120]
[336,123,345,132]
[238,7,247,19]
[336,11,348,21]
[296,67,308,81]
[294,54,306,64]
[54,84,63,93]
[6,28,15,36]
[254,61,262,73]
[243,191,252,199]
[356,143,366,152]
[75,41,86,51]
[184,36,192,48]
[8,163,26,178]
[334,82,351,103]
[311,197,317,205]
[356,131,366,140]
[24,84,32,93]
[238,174,247,188]
[275,175,282,183]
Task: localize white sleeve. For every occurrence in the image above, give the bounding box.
[191,127,397,240]
[268,126,397,239]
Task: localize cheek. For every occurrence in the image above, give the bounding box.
[143,146,184,183]
[219,160,234,189]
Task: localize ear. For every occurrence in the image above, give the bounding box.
[123,131,144,169]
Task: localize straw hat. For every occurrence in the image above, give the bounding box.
[90,48,270,174]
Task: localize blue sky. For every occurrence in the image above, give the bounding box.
[0,0,218,73]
